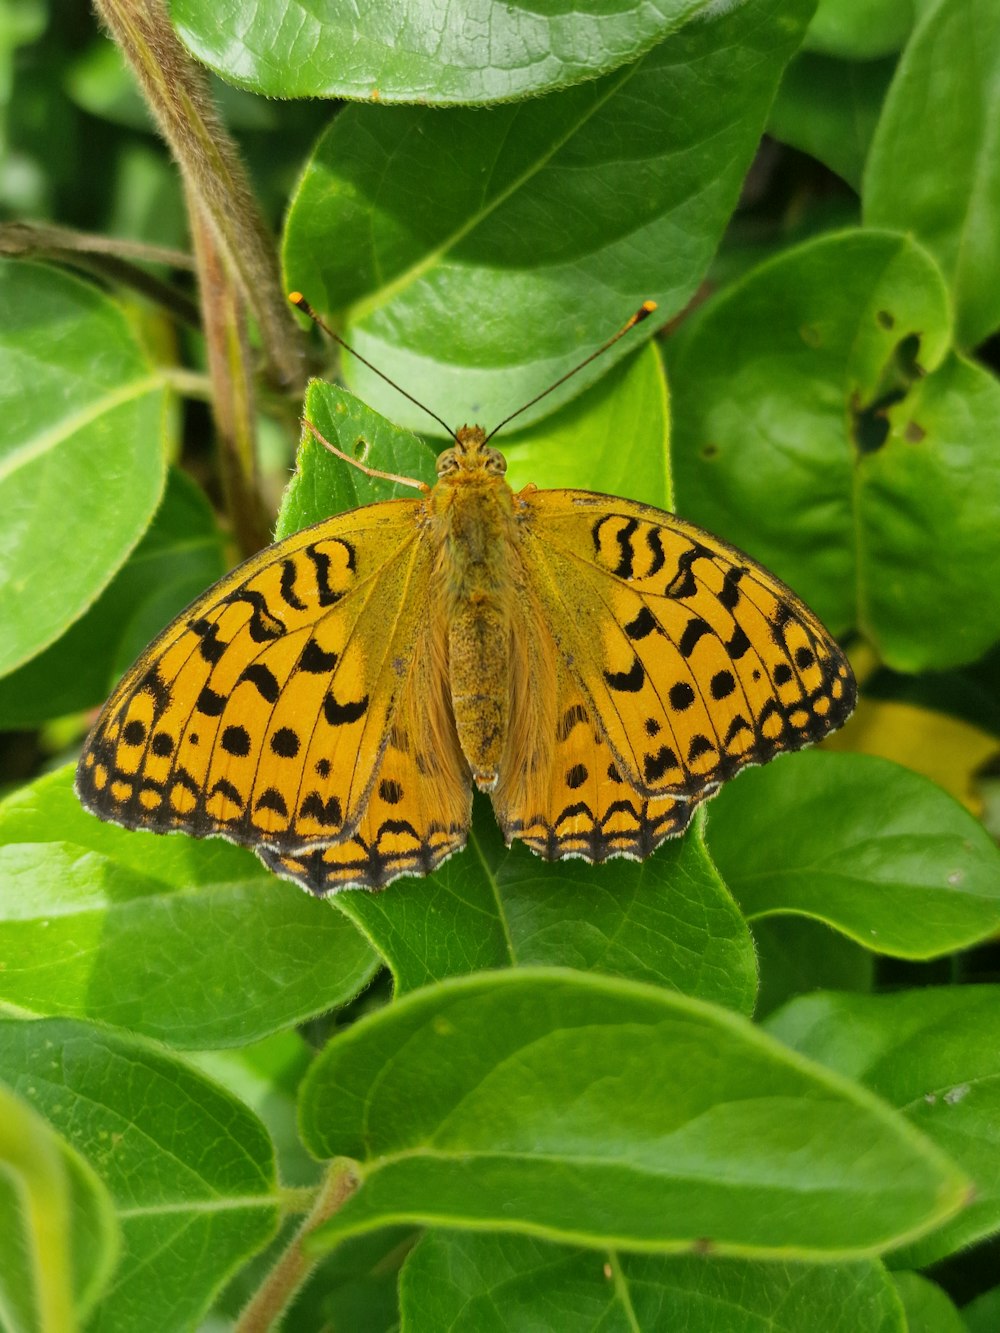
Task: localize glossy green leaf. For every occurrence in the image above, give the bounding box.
[0,1018,280,1333]
[302,969,967,1256]
[670,228,1000,670]
[770,51,895,189]
[0,767,378,1046]
[891,1274,966,1333]
[0,469,227,729]
[0,1081,119,1332]
[400,1231,907,1333]
[0,261,169,678]
[283,0,812,433]
[339,803,757,1012]
[766,986,1000,1268]
[865,0,1000,347]
[706,751,1000,959]
[174,0,710,106]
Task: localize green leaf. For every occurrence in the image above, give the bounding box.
[339,803,757,1011]
[400,1231,907,1332]
[705,751,1000,959]
[301,969,968,1256]
[186,1031,320,1190]
[669,227,1000,670]
[769,51,895,190]
[0,261,169,678]
[0,766,378,1047]
[752,916,874,1020]
[963,1284,1000,1333]
[0,1018,280,1332]
[864,0,1000,347]
[804,0,912,58]
[766,986,1000,1267]
[0,1080,119,1332]
[502,341,672,505]
[283,0,812,433]
[174,0,710,105]
[891,1273,967,1333]
[0,469,227,729]
[275,382,438,540]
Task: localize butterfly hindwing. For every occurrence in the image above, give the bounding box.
[517,489,855,805]
[76,499,433,854]
[493,644,698,862]
[260,610,472,891]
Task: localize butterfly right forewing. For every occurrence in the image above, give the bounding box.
[515,488,855,806]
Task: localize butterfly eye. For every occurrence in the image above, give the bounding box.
[436,449,459,475]
[484,447,507,475]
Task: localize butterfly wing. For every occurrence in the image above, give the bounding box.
[493,639,699,862]
[512,489,855,809]
[76,499,440,855]
[261,610,471,892]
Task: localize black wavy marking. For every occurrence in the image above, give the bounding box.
[604,657,645,693]
[666,542,711,599]
[509,792,694,863]
[624,606,658,640]
[239,663,280,703]
[644,526,666,579]
[209,777,244,808]
[719,566,746,610]
[307,540,353,605]
[279,559,307,611]
[678,617,711,658]
[300,791,343,828]
[323,690,369,726]
[592,515,639,578]
[224,589,284,642]
[299,638,338,674]
[189,618,226,664]
[261,818,466,893]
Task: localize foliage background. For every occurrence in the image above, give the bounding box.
[1,0,1000,1329]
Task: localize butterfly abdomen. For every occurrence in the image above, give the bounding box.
[433,451,521,791]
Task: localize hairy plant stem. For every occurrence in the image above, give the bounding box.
[235,1160,360,1333]
[189,194,271,556]
[92,0,305,393]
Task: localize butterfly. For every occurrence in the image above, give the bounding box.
[77,305,856,894]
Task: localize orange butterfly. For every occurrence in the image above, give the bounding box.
[77,303,855,892]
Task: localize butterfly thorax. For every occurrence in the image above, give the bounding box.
[428,424,522,791]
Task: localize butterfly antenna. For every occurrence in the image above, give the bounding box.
[289,292,459,443]
[483,300,658,443]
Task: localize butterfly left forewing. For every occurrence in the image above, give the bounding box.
[517,489,855,805]
[77,499,435,854]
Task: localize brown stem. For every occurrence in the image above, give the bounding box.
[189,195,272,556]
[235,1161,360,1333]
[0,221,200,328]
[93,0,306,392]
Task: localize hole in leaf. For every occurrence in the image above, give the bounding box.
[354,437,369,460]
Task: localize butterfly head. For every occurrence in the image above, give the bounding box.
[436,425,508,483]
